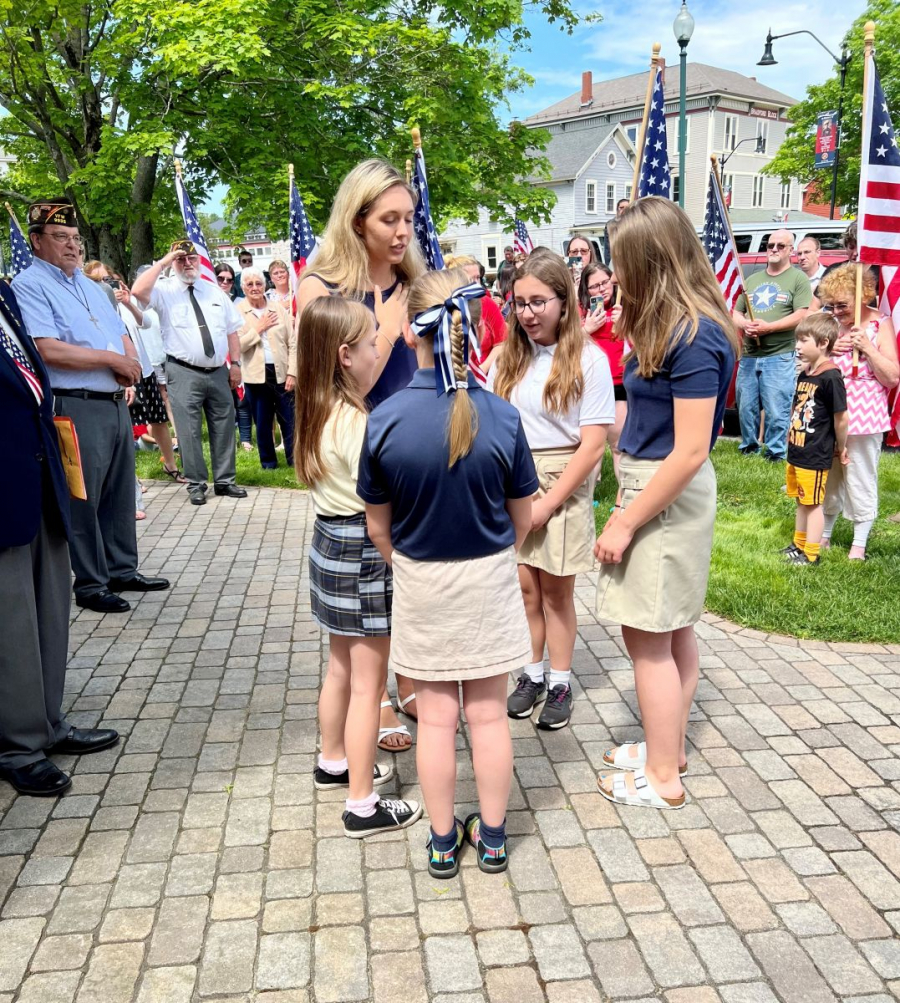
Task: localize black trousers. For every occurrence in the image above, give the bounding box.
[245,365,294,468]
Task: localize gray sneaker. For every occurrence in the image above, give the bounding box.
[537,684,573,730]
[507,674,547,719]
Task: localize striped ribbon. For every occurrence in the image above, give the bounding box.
[410,282,485,396]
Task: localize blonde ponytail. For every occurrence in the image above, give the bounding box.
[447,311,479,467]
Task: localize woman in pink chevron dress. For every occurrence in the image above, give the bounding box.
[816,264,898,560]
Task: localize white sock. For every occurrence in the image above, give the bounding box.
[318,754,348,775]
[524,660,545,684]
[548,668,571,689]
[822,512,838,540]
[852,519,874,548]
[345,791,378,818]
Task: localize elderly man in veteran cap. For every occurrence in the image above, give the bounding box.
[132,241,247,506]
[11,199,169,615]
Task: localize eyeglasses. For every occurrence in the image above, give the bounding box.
[766,242,790,251]
[43,233,83,248]
[824,301,850,312]
[587,283,609,295]
[217,275,234,284]
[513,296,560,316]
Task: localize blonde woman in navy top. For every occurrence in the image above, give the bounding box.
[595,198,739,811]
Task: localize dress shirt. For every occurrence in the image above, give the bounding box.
[12,258,127,392]
[150,276,243,368]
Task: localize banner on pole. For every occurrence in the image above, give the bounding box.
[814,111,838,169]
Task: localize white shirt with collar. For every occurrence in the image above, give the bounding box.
[150,276,242,368]
[807,264,826,294]
[487,339,615,449]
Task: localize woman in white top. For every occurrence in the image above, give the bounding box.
[489,252,615,730]
[266,259,292,309]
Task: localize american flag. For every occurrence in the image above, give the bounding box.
[0,319,43,405]
[412,147,444,270]
[9,215,33,275]
[290,175,317,303]
[513,219,533,256]
[637,68,671,199]
[174,171,215,283]
[702,167,745,310]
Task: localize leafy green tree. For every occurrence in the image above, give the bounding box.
[0,0,582,276]
[763,0,900,214]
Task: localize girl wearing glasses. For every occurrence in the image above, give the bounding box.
[594,197,738,811]
[490,253,615,730]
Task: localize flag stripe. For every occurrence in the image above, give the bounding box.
[868,181,900,201]
[863,213,900,234]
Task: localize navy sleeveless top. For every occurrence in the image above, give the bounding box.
[303,274,417,409]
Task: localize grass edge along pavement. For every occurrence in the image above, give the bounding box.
[137,430,900,643]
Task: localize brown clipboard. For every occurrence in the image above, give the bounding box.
[53,415,87,500]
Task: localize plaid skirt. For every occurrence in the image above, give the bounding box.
[129,373,168,426]
[309,514,392,637]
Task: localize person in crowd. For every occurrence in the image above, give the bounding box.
[0,280,120,795]
[134,263,180,459]
[796,237,825,294]
[444,254,507,372]
[594,197,738,810]
[579,263,626,478]
[215,262,239,299]
[496,245,516,287]
[267,259,292,310]
[603,198,629,266]
[233,248,256,297]
[567,235,594,288]
[215,263,254,450]
[782,314,848,566]
[358,267,536,876]
[733,229,811,462]
[132,240,248,507]
[296,295,421,837]
[817,263,898,560]
[237,267,296,469]
[490,253,614,731]
[12,200,169,613]
[297,158,425,750]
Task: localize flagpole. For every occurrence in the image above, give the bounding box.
[854,20,876,378]
[631,43,662,200]
[710,156,754,322]
[4,201,25,234]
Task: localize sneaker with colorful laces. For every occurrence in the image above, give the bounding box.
[464,813,508,873]
[536,683,573,730]
[426,818,465,879]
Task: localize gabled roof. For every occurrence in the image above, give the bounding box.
[525,63,796,126]
[532,122,633,183]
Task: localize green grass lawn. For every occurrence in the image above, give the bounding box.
[138,424,899,643]
[593,440,900,644]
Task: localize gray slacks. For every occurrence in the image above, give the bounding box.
[54,396,138,600]
[165,361,236,490]
[0,498,71,767]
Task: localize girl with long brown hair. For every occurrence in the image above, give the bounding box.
[358,267,536,878]
[490,252,615,731]
[594,197,739,811]
[294,296,421,838]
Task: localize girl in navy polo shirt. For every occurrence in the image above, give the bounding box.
[594,197,739,811]
[357,268,537,878]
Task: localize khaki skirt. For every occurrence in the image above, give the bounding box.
[518,447,598,576]
[595,456,716,633]
[389,547,531,681]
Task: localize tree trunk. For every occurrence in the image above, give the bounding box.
[129,153,159,278]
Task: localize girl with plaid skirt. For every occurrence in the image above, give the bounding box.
[295,297,421,838]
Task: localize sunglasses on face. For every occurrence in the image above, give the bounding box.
[217,275,233,284]
[766,242,790,251]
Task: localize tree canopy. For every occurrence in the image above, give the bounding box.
[0,0,586,275]
[763,0,900,214]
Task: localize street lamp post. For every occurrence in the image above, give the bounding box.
[758,29,850,220]
[673,2,695,210]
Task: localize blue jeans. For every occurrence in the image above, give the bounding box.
[735,352,795,458]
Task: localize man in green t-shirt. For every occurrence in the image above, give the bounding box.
[733,229,811,462]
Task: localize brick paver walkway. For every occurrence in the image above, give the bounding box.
[2,484,900,1003]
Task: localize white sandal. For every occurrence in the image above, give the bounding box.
[602,741,688,776]
[597,767,686,810]
[378,701,411,753]
[397,693,417,720]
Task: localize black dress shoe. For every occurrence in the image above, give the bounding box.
[0,759,72,797]
[51,727,119,756]
[214,484,248,498]
[108,573,170,592]
[75,589,131,613]
[189,487,207,505]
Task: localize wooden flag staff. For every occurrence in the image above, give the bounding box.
[4,201,25,232]
[854,20,877,378]
[631,43,662,201]
[710,155,753,323]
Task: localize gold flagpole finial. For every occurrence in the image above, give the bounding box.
[411,127,422,150]
[405,159,413,184]
[4,201,24,232]
[288,163,295,179]
[864,20,875,44]
[174,159,183,177]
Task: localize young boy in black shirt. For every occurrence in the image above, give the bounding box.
[783,314,848,565]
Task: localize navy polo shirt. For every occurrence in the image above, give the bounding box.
[619,317,735,460]
[357,369,539,561]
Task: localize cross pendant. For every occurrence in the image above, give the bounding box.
[89,315,100,328]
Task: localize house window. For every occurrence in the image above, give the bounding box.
[624,184,633,202]
[724,115,738,152]
[721,172,735,205]
[671,175,681,204]
[485,245,498,270]
[755,119,769,155]
[626,125,639,146]
[752,175,765,208]
[780,181,791,209]
[607,151,617,169]
[605,183,615,213]
[586,181,597,214]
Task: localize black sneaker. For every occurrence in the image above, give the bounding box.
[779,543,802,559]
[343,797,422,838]
[507,674,547,719]
[464,813,508,874]
[537,684,573,730]
[763,452,785,463]
[314,762,394,791]
[427,818,465,879]
[786,550,819,566]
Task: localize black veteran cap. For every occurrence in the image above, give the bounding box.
[28,200,78,229]
[170,239,199,255]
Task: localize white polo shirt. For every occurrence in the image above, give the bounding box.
[150,277,242,368]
